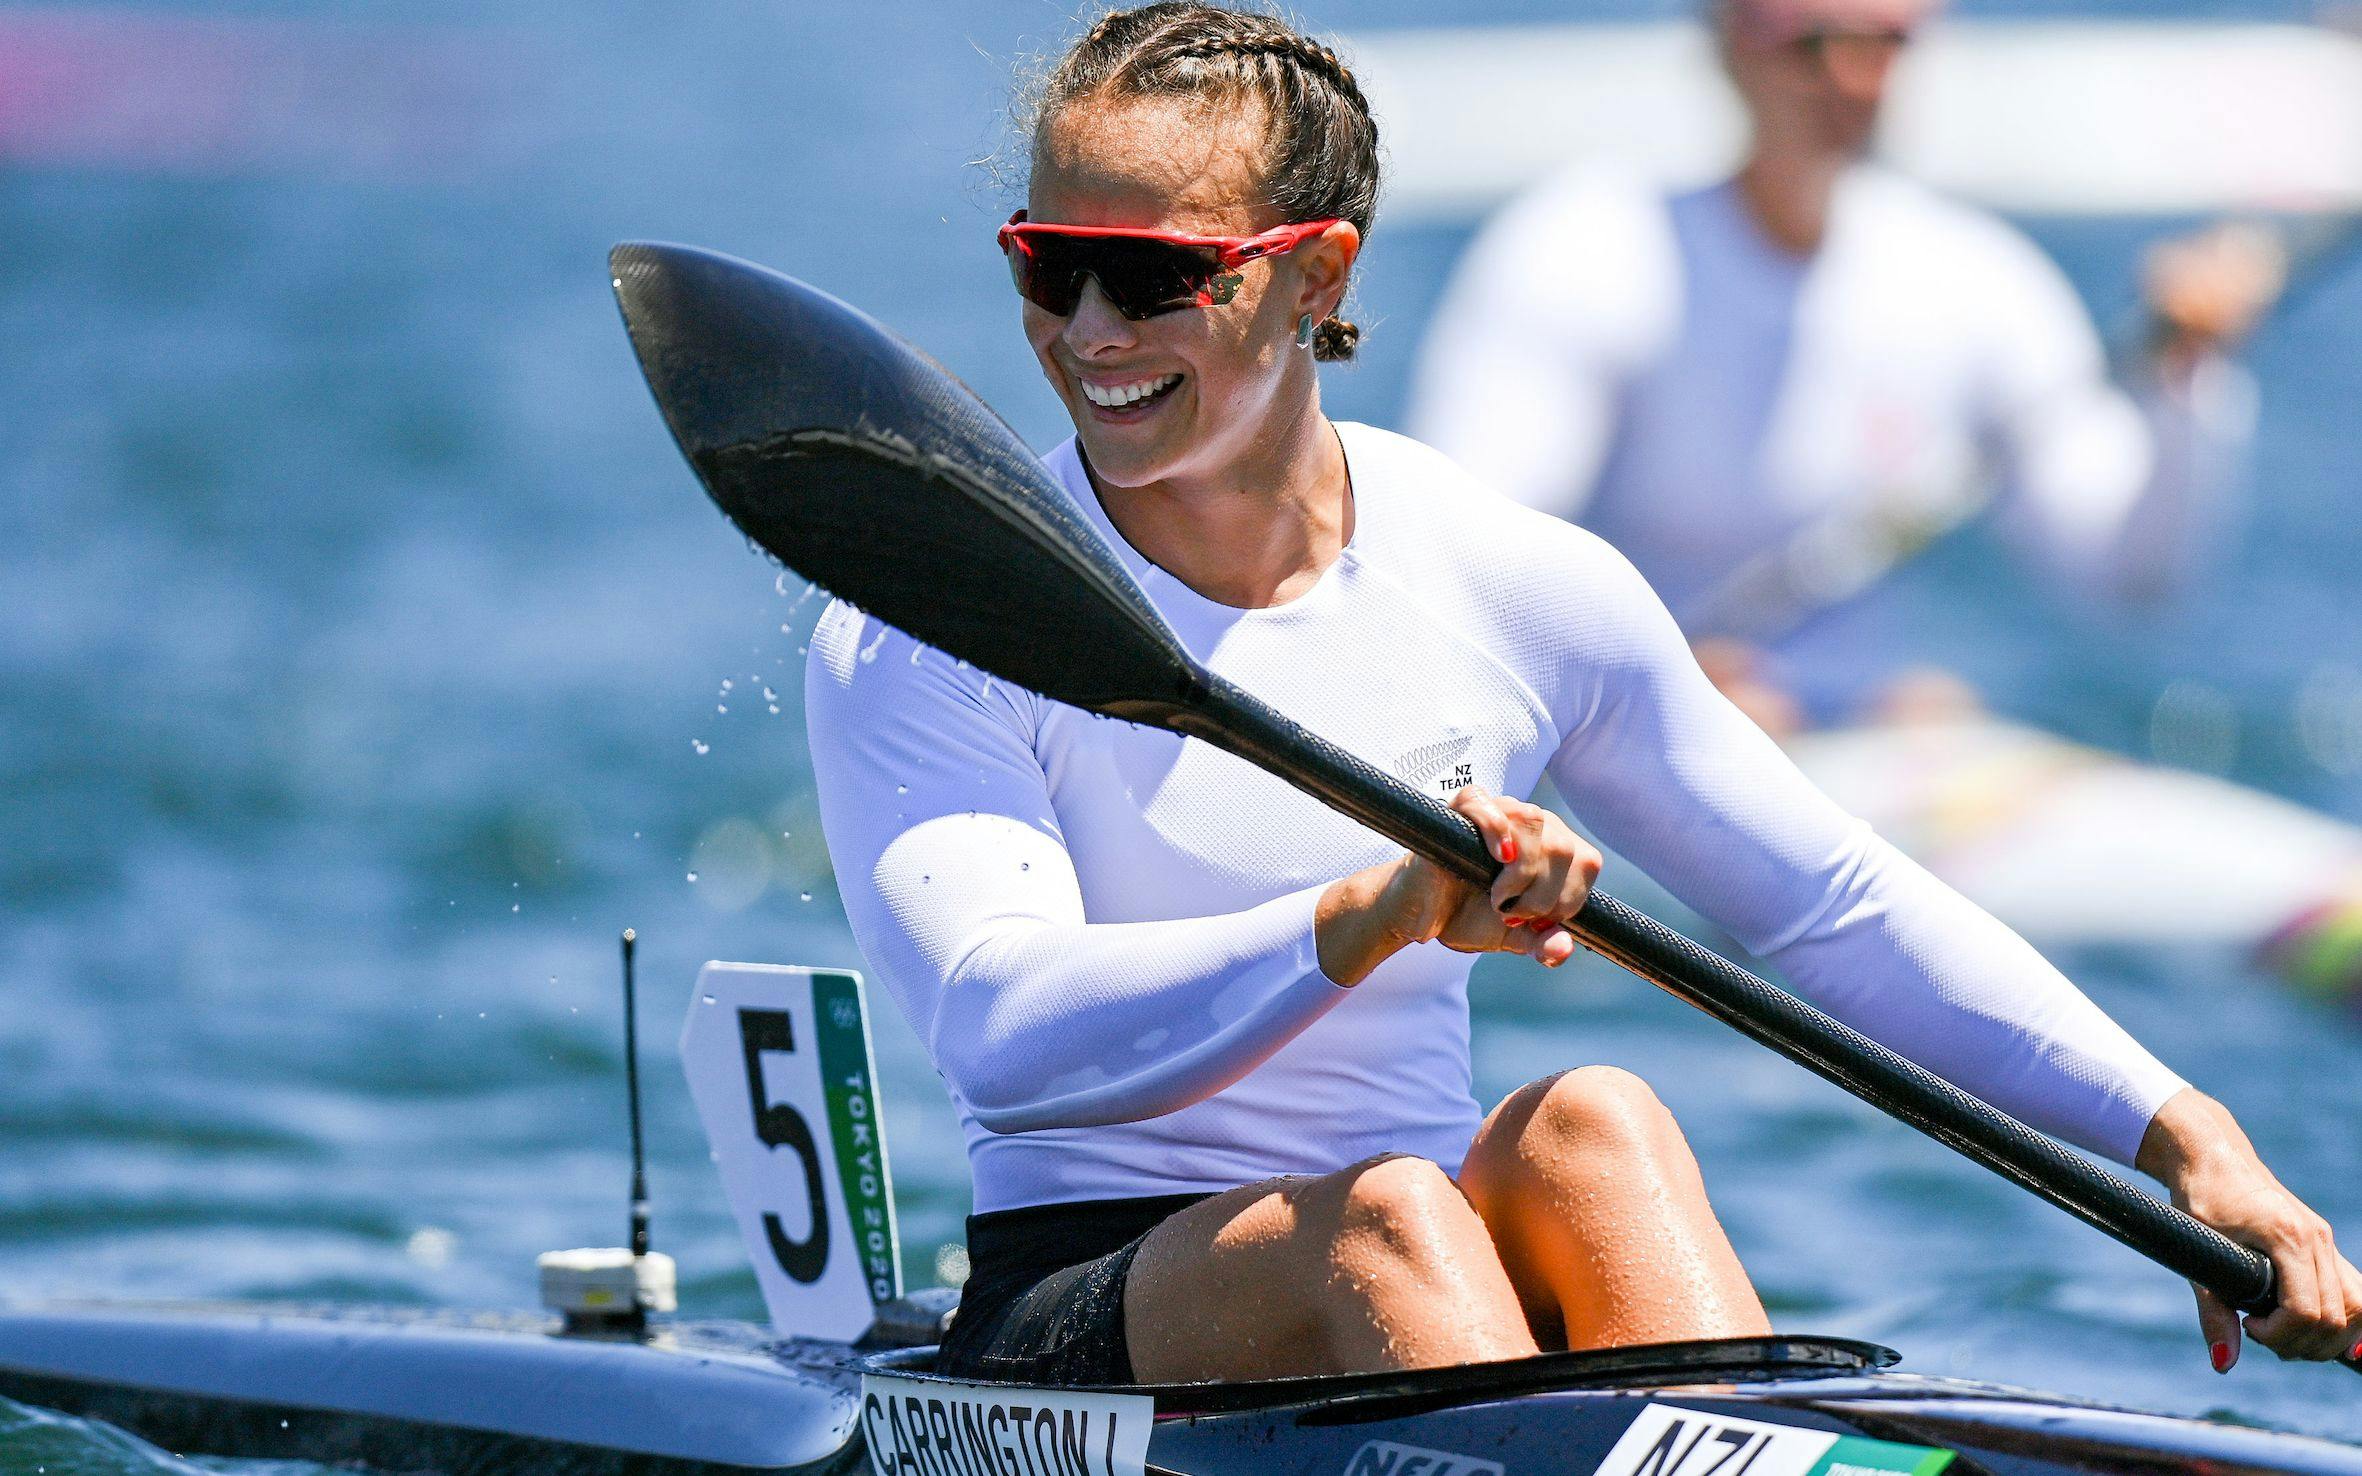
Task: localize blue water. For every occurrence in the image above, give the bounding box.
[4,0,2361,1469]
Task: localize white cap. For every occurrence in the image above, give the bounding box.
[537,1248,678,1318]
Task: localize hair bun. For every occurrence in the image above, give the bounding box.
[1312,315,1359,362]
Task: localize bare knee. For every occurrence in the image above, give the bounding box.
[1320,1154,1507,1304]
[1535,1066,1681,1150]
[1319,1155,1527,1359]
[1469,1067,1687,1188]
[1336,1155,1477,1254]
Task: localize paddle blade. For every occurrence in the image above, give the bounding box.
[608,241,1200,718]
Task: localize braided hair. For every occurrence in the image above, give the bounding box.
[1028,3,1380,361]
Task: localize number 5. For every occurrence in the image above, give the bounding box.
[737,1007,831,1284]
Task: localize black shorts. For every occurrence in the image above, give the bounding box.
[933,1192,1212,1386]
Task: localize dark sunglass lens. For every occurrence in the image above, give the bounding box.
[1011,233,1221,320]
[1006,241,1084,315]
[1085,236,1215,319]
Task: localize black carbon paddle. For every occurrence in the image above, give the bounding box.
[610,240,2357,1370]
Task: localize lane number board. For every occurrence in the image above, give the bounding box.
[682,961,902,1340]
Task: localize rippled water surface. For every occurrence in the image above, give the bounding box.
[6,0,2362,1470]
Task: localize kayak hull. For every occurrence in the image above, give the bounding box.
[5,1300,2359,1475]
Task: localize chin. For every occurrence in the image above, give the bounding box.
[1073,417,1189,489]
[1074,436,1167,489]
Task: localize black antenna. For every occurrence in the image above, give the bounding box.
[621,927,650,1258]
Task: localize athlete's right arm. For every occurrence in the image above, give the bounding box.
[804,603,1351,1135]
[1402,173,1667,519]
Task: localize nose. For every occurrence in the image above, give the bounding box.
[1815,33,1904,105]
[1060,276,1138,359]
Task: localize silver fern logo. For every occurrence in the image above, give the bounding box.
[1394,734,1475,795]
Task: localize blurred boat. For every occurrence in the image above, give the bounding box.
[1788,716,2362,1008]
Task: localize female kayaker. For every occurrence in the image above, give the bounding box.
[805,0,2361,1385]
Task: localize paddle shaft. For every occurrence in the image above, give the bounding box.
[1188,671,2344,1337]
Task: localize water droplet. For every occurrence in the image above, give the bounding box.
[768,704,781,715]
[691,739,710,756]
[934,1241,970,1287]
[686,871,700,883]
[799,891,813,903]
[548,975,557,986]
[896,784,909,795]
[720,678,734,692]
[717,704,729,714]
[510,903,519,913]
[1020,861,1030,871]
[762,686,777,702]
[858,626,889,663]
[701,993,716,1004]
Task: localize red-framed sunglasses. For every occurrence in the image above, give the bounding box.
[996,211,1341,321]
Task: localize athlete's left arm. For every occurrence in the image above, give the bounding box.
[1980,228,2258,603]
[1535,531,2186,1167]
[1537,534,2362,1362]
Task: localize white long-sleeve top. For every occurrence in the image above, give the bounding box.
[805,422,2187,1212]
[1405,167,2257,630]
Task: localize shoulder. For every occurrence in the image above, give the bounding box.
[1342,421,1615,539]
[1339,423,1665,628]
[1847,169,2082,307]
[806,599,1032,742]
[1440,164,1681,347]
[1484,163,1675,259]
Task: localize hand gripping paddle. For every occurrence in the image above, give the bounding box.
[608,240,2355,1371]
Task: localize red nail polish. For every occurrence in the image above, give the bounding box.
[1503,915,1526,927]
[1499,837,1519,863]
[2210,1341,2233,1373]
[1526,918,1554,932]
[2350,1339,2361,1361]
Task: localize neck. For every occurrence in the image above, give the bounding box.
[1734,143,1846,256]
[1091,388,1350,610]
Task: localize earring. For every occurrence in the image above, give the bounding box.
[1294,313,1315,349]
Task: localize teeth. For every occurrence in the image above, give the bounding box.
[1080,373,1180,409]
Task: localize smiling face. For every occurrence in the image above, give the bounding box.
[1023,90,1356,491]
